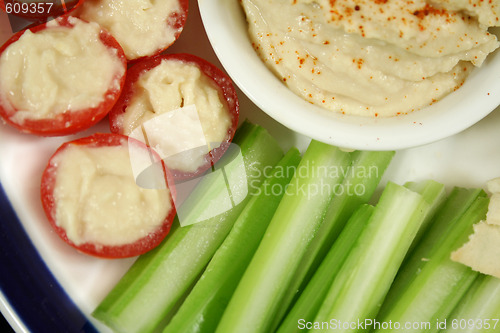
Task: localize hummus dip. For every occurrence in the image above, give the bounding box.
[242,0,500,117]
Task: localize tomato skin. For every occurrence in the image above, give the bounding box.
[0,16,127,137]
[40,133,177,259]
[109,53,240,180]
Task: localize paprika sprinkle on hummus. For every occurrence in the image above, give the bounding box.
[241,0,499,117]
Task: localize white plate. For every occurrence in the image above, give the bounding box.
[199,0,500,150]
[0,1,500,332]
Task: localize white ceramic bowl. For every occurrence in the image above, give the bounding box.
[199,0,500,151]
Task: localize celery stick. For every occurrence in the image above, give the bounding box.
[378,187,487,320]
[305,150,395,269]
[277,204,375,333]
[375,196,489,333]
[279,180,444,333]
[163,148,301,333]
[404,180,447,251]
[442,274,500,333]
[311,182,429,333]
[215,141,352,333]
[277,150,395,322]
[92,121,284,333]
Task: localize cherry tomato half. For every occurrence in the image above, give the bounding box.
[108,53,240,180]
[0,16,127,136]
[41,133,177,258]
[76,0,189,61]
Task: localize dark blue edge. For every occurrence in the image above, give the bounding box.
[0,183,98,333]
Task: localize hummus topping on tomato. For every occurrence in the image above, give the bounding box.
[118,59,233,173]
[51,143,171,246]
[78,0,184,59]
[0,17,124,123]
[242,0,500,117]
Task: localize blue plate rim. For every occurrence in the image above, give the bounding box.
[0,182,97,333]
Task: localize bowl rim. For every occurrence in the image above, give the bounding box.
[199,0,500,151]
